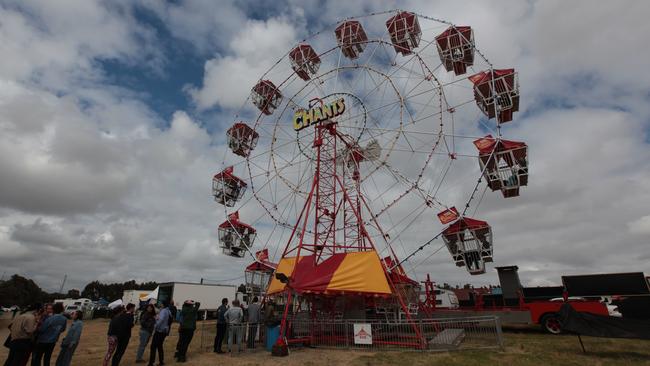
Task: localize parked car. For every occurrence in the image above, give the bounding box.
[64,304,80,315]
[549,297,622,317]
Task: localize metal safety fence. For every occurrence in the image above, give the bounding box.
[199,320,268,353]
[197,316,502,353]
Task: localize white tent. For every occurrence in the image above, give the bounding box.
[107,299,123,310]
[142,286,159,302]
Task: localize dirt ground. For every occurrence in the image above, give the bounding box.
[2,313,650,366]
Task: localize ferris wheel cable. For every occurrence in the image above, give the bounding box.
[244,157,312,214]
[451,97,457,155]
[375,195,429,249]
[262,157,317,229]
[385,203,429,279]
[472,183,489,218]
[391,228,446,272]
[365,105,447,208]
[354,186,404,267]
[430,155,455,200]
[270,148,316,197]
[224,137,305,171]
[277,69,439,126]
[442,132,454,157]
[460,143,499,217]
[358,58,436,107]
[358,27,392,79]
[333,74,405,180]
[363,154,446,218]
[340,125,487,140]
[247,185,300,229]
[408,242,448,274]
[400,58,430,100]
[333,44,345,95]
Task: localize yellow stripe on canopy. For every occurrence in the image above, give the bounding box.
[326,251,392,294]
[267,256,297,294]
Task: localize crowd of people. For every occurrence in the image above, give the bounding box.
[3,302,83,366]
[212,296,274,355]
[4,296,277,366]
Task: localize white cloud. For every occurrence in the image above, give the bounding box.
[628,216,650,236]
[189,18,298,110]
[1,0,650,293]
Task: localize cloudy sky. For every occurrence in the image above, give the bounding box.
[0,0,649,293]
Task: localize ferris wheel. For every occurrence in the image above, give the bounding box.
[211,9,527,287]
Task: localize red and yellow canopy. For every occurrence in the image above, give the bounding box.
[267,250,392,295]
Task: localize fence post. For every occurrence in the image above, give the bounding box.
[419,319,425,352]
[345,320,350,349]
[494,316,504,350]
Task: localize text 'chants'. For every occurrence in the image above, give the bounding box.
[293,98,346,131]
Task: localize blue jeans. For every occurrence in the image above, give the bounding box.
[55,344,76,366]
[227,324,243,352]
[136,329,152,361]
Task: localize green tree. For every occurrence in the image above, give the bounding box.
[0,275,48,307]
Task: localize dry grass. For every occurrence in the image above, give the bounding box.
[2,313,650,366]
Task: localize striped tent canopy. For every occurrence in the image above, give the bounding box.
[267,250,393,296]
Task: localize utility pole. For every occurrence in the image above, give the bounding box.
[59,274,67,294]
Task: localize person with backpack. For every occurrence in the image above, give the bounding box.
[54,310,83,366]
[135,304,156,363]
[212,298,228,354]
[148,300,172,366]
[174,300,200,363]
[32,302,66,366]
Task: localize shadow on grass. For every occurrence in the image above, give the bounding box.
[581,350,650,361]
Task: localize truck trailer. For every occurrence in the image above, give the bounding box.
[156,282,236,314]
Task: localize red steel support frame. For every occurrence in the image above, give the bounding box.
[277,106,423,347]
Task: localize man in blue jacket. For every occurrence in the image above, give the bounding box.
[55,310,84,366]
[148,301,171,366]
[212,298,229,353]
[32,302,67,366]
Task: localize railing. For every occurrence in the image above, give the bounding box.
[199,321,268,353]
[198,316,503,353]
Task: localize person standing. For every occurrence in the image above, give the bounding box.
[212,298,228,353]
[110,303,135,366]
[246,297,261,349]
[135,304,156,363]
[54,310,83,366]
[168,300,178,323]
[174,300,200,363]
[4,304,40,366]
[102,306,124,366]
[32,302,66,366]
[148,301,171,366]
[224,300,244,353]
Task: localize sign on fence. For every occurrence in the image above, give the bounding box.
[353,323,373,345]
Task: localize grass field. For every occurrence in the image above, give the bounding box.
[2,314,649,365]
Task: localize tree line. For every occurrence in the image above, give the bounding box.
[0,274,158,307]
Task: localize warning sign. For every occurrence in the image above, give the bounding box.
[353,323,373,345]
